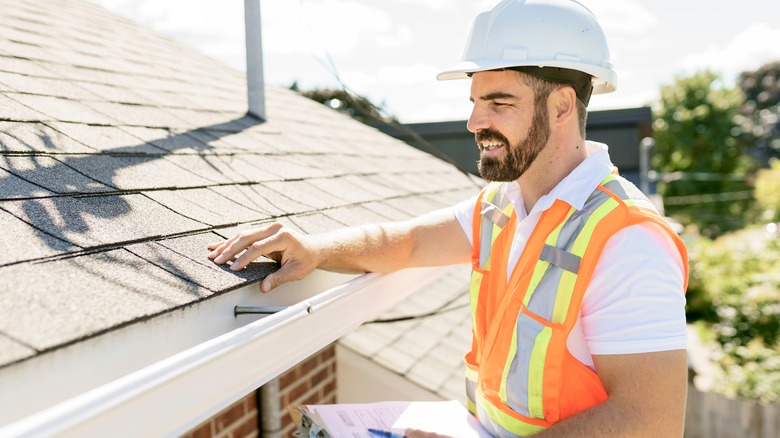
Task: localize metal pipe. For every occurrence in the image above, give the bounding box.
[259,378,282,438]
[234,306,288,316]
[244,0,266,120]
[639,137,655,195]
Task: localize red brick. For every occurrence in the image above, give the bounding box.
[244,393,257,412]
[229,417,258,438]
[215,400,245,432]
[299,355,319,376]
[182,420,213,438]
[310,367,329,386]
[279,367,299,389]
[321,345,335,361]
[286,379,310,404]
[323,379,336,398]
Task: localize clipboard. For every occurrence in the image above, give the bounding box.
[288,404,333,438]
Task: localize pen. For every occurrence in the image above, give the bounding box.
[367,428,405,438]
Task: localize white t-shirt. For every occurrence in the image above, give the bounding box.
[452,141,687,369]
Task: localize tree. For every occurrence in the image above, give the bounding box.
[289,82,396,126]
[738,61,780,167]
[652,71,757,237]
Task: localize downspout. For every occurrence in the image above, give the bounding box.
[259,378,281,438]
[244,0,266,120]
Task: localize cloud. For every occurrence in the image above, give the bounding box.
[679,23,780,82]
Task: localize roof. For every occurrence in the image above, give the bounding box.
[0,0,478,378]
[339,263,472,401]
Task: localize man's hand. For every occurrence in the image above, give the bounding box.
[208,222,320,293]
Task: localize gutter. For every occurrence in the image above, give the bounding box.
[0,266,447,437]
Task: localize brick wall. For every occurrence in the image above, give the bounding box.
[182,393,259,438]
[279,344,338,436]
[181,343,338,438]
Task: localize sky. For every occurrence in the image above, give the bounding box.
[90,0,780,124]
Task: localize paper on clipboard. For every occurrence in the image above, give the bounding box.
[288,400,491,438]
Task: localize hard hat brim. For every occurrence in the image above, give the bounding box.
[436,59,617,95]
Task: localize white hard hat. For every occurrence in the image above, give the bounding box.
[437,0,617,99]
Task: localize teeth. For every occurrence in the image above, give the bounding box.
[481,141,502,151]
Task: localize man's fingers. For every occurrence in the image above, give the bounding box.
[229,231,288,271]
[210,223,283,265]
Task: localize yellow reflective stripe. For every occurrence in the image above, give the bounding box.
[570,197,618,258]
[477,388,548,436]
[551,269,577,323]
[498,325,518,405]
[469,270,482,317]
[467,398,477,416]
[523,209,574,308]
[527,325,552,419]
[551,198,617,322]
[466,366,478,383]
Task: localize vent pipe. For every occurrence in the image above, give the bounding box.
[244,0,266,120]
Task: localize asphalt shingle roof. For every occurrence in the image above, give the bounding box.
[0,0,481,370]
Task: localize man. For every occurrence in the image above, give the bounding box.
[209,0,689,436]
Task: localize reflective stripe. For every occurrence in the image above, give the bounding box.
[539,244,581,273]
[481,202,510,228]
[602,175,656,211]
[477,389,548,437]
[504,312,544,417]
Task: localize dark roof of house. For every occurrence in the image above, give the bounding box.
[0,0,479,369]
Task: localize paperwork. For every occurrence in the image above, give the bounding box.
[289,400,491,438]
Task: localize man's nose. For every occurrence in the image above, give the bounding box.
[467,105,488,133]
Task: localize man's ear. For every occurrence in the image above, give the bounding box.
[551,85,577,124]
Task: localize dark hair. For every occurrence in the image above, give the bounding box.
[517,71,588,138]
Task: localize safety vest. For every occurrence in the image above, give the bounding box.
[466,174,688,437]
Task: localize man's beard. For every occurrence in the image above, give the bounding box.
[476,103,551,182]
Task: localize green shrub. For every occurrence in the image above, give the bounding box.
[687,227,780,402]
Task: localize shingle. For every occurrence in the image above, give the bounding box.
[0,54,56,77]
[0,207,76,265]
[79,100,182,128]
[0,93,49,121]
[0,333,35,366]
[121,126,211,154]
[288,213,347,234]
[0,70,100,100]
[0,194,206,248]
[313,175,396,204]
[47,122,164,154]
[0,156,111,194]
[61,154,214,190]
[127,234,278,293]
[0,167,53,199]
[7,93,117,124]
[143,188,270,226]
[0,121,93,153]
[209,184,313,217]
[381,195,442,217]
[323,205,396,227]
[162,154,276,185]
[360,201,414,221]
[211,183,316,216]
[0,249,209,355]
[262,180,351,210]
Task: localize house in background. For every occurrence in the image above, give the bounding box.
[0,1,481,436]
[378,106,654,189]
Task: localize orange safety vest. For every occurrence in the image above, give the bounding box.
[466,174,688,437]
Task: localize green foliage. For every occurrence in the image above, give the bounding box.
[652,71,757,237]
[687,228,780,402]
[289,83,396,126]
[754,158,780,222]
[738,61,780,166]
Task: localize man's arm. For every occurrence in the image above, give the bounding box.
[532,349,688,437]
[208,207,472,292]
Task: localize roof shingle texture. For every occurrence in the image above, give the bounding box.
[0,0,480,368]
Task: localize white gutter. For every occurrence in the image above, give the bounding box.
[0,266,447,437]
